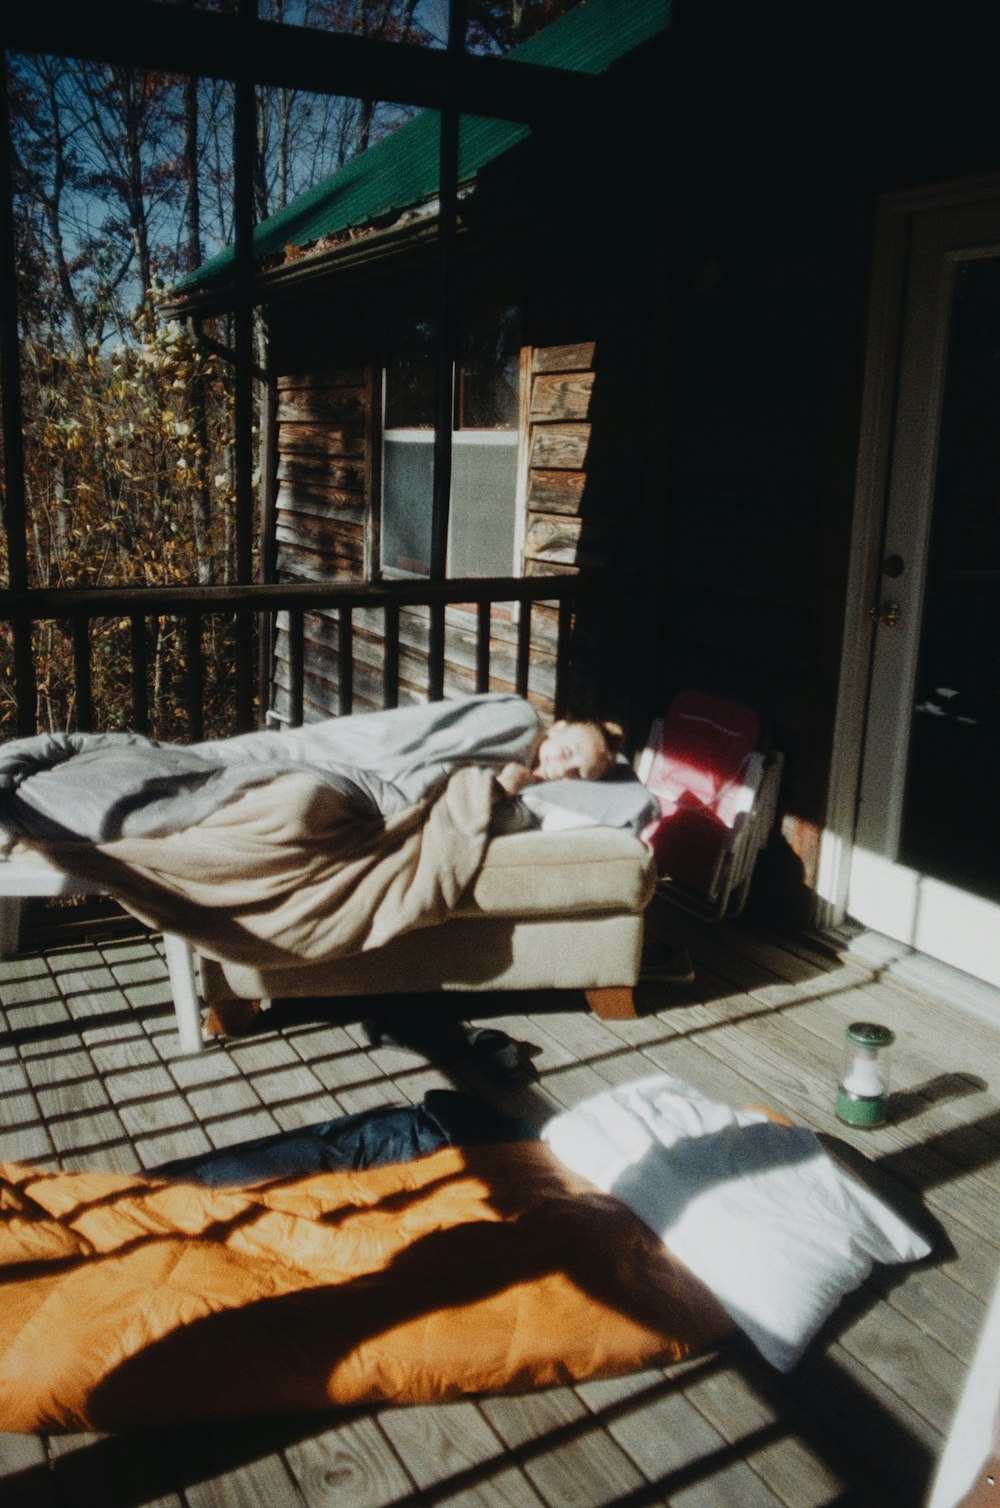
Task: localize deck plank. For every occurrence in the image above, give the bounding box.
[281,1416,417,1507]
[48,1431,185,1508]
[2,921,999,1508]
[0,1432,58,1508]
[178,1442,308,1507]
[377,1399,547,1506]
[478,1388,648,1507]
[572,1366,790,1507]
[679,1363,860,1508]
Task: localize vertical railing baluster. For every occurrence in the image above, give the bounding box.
[515,598,532,698]
[597,588,615,714]
[338,605,353,715]
[288,606,305,727]
[12,614,37,736]
[129,614,149,735]
[0,69,36,736]
[555,595,573,718]
[234,613,255,733]
[231,2,258,733]
[383,600,400,710]
[184,612,204,742]
[233,607,256,733]
[428,601,445,701]
[72,618,94,732]
[476,599,490,693]
[0,576,624,746]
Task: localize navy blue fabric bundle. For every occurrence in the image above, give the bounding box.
[153,1089,535,1187]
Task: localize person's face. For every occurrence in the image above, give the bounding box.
[533,721,611,782]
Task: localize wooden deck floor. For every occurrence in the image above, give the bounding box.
[1,894,998,1508]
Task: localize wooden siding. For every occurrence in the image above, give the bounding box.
[522,342,643,581]
[264,326,638,722]
[273,371,370,582]
[523,343,594,577]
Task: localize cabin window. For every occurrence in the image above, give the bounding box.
[381,279,521,578]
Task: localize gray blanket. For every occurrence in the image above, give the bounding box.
[0,694,541,844]
[0,694,657,847]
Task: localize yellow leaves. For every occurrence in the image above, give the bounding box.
[19,321,257,608]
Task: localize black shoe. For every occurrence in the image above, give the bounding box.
[464,1026,535,1085]
[640,946,695,986]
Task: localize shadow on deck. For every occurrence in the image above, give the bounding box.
[1,900,998,1508]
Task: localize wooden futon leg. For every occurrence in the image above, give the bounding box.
[585,987,638,1021]
[204,999,263,1038]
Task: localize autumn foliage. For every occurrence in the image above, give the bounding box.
[1,1,580,741]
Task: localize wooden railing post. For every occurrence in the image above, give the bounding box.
[337,605,353,716]
[555,596,573,719]
[129,614,149,735]
[183,612,204,743]
[476,599,491,694]
[71,620,94,733]
[288,607,305,728]
[428,601,445,702]
[382,601,400,710]
[515,599,532,699]
[0,574,636,743]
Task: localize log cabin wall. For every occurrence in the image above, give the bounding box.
[514,102,664,733]
[656,197,862,925]
[651,2,1000,924]
[520,337,652,727]
[523,342,596,575]
[263,275,638,723]
[265,297,374,718]
[273,367,370,583]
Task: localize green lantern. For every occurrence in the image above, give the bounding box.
[836,1022,895,1128]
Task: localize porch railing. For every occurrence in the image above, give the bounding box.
[0,574,640,743]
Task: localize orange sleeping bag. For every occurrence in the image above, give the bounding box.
[0,1142,732,1432]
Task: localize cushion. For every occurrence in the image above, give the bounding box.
[462,826,656,917]
[542,1074,933,1371]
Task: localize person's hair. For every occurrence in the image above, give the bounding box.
[565,716,627,760]
[593,718,626,758]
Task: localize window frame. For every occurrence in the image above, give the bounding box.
[380,425,521,581]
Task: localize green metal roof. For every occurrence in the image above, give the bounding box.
[175,0,670,295]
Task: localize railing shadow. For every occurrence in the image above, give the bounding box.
[1,922,992,1508]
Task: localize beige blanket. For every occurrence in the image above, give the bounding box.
[19,765,497,971]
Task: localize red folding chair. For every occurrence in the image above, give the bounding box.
[636,689,783,920]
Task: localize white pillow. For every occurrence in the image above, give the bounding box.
[518,778,659,835]
[541,1074,931,1372]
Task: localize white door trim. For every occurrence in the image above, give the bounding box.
[817,172,1000,929]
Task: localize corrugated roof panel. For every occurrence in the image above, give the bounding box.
[510,0,671,72]
[176,0,669,293]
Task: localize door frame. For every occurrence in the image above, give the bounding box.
[817,171,1000,930]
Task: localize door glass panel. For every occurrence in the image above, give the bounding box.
[900,254,1000,901]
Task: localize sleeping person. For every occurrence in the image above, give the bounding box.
[0,692,655,845]
[0,692,657,978]
[494,714,626,794]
